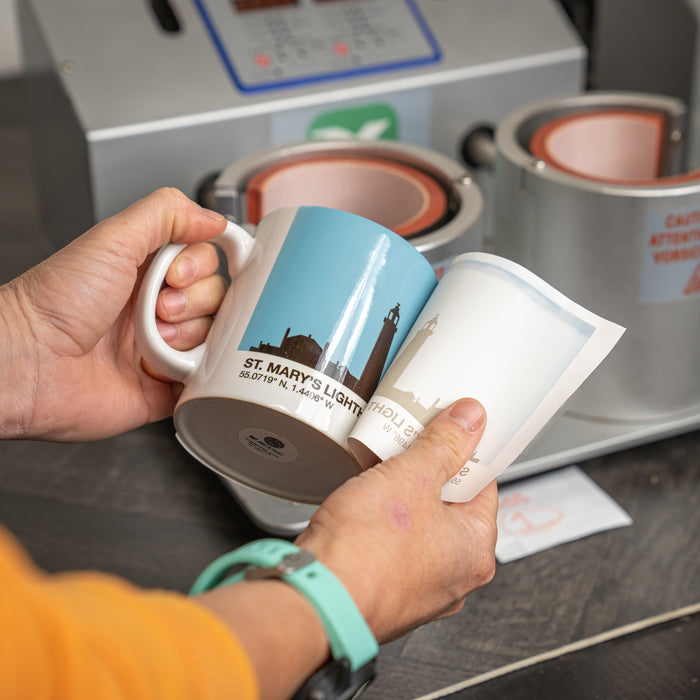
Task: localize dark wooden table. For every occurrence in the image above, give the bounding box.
[2,77,699,699]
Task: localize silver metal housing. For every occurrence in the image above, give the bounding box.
[493,92,700,423]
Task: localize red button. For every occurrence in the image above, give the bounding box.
[254,52,271,68]
[333,41,350,56]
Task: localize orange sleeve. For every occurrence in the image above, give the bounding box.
[0,527,259,700]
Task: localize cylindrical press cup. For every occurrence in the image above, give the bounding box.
[136,205,437,503]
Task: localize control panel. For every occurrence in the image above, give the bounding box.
[193,0,441,92]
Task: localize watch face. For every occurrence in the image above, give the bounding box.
[291,658,376,700]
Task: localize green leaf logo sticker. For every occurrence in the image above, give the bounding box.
[307,103,399,141]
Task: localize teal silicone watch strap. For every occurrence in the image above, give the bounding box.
[189,539,378,672]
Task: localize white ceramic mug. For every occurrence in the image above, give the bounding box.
[136,205,437,503]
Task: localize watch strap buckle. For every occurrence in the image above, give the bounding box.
[244,549,317,580]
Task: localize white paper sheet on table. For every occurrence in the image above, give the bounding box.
[495,465,633,563]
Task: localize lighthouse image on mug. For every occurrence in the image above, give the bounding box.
[238,207,432,405]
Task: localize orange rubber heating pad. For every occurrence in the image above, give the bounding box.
[244,155,448,238]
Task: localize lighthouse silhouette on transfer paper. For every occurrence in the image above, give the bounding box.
[378,314,444,425]
[249,303,401,401]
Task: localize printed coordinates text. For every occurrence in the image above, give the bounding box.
[241,357,363,417]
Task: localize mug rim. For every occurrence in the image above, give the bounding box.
[269,204,438,279]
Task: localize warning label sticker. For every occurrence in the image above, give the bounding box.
[642,207,700,302]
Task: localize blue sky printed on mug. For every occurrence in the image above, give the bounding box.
[238,207,436,382]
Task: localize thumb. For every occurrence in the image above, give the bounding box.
[80,187,228,271]
[383,398,486,493]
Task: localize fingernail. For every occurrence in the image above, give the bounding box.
[157,322,178,342]
[201,207,226,222]
[161,288,186,315]
[175,257,196,284]
[449,399,486,433]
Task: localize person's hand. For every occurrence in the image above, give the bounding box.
[198,398,495,700]
[0,188,228,441]
[200,400,495,698]
[296,398,497,643]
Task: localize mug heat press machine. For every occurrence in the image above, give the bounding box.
[226,92,700,535]
[19,0,585,251]
[18,0,605,533]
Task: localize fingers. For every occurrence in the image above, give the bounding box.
[164,242,221,289]
[461,478,499,525]
[155,316,214,351]
[154,241,227,350]
[157,272,227,323]
[155,275,226,348]
[447,479,499,587]
[384,398,487,493]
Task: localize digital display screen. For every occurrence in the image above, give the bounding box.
[233,0,297,12]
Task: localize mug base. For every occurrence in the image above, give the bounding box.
[174,397,362,504]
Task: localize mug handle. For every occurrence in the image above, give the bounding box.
[135,219,257,382]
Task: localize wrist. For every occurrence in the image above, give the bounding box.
[294,525,388,644]
[0,280,38,439]
[191,539,378,700]
[197,578,329,700]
